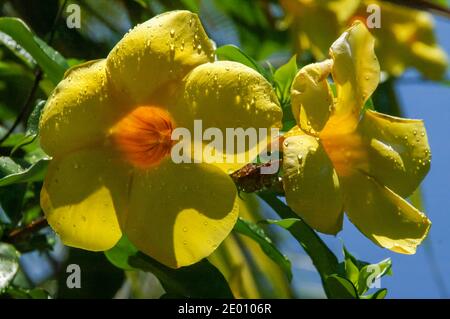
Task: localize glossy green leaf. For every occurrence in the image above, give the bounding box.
[325,274,358,299]
[358,258,392,295]
[106,236,234,298]
[216,44,272,81]
[0,243,20,291]
[11,100,46,153]
[0,17,68,84]
[0,157,50,186]
[104,235,138,271]
[234,217,292,281]
[344,255,360,287]
[274,55,297,104]
[361,288,388,299]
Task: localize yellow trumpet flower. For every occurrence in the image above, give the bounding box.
[282,21,431,254]
[281,0,448,80]
[39,11,282,268]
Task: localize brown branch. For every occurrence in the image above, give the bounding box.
[383,0,450,18]
[230,160,284,194]
[5,217,49,243]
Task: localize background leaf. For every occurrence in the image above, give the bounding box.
[233,217,292,281]
[325,274,358,299]
[106,236,234,298]
[0,157,50,187]
[0,17,68,84]
[0,243,20,291]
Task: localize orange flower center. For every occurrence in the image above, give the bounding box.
[320,120,368,177]
[348,15,368,28]
[111,106,175,169]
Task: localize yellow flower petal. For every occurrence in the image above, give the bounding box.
[106,10,214,104]
[357,110,431,197]
[281,0,359,60]
[41,148,130,251]
[290,6,341,61]
[283,133,343,234]
[121,160,238,268]
[368,1,448,80]
[40,60,128,157]
[329,21,379,126]
[176,61,282,130]
[172,61,282,172]
[342,172,431,254]
[291,59,334,135]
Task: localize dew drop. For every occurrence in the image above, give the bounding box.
[170,29,175,37]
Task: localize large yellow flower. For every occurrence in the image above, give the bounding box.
[39,11,282,268]
[282,21,431,254]
[281,0,448,80]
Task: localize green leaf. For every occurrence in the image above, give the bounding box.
[0,157,50,187]
[342,246,369,270]
[344,255,360,287]
[0,17,68,84]
[234,218,292,281]
[0,183,27,224]
[106,236,234,298]
[104,235,138,271]
[4,287,50,299]
[357,258,392,295]
[363,97,375,111]
[11,100,46,153]
[258,192,340,294]
[180,0,200,12]
[0,243,20,291]
[360,288,388,299]
[216,44,272,82]
[274,55,297,104]
[325,274,358,299]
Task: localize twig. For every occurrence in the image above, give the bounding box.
[383,0,450,18]
[0,69,43,145]
[4,217,49,243]
[230,160,284,194]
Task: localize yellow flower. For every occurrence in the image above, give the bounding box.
[282,21,431,254]
[281,0,448,80]
[39,11,282,268]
